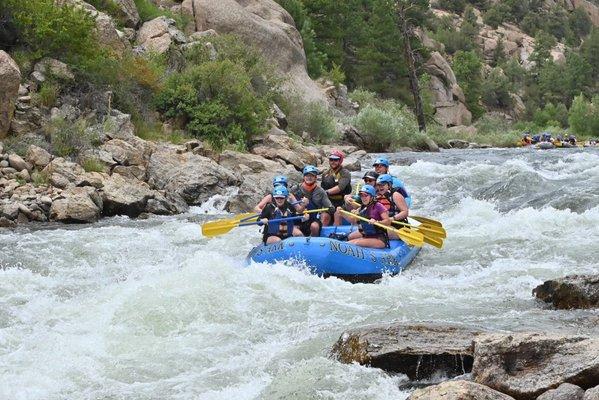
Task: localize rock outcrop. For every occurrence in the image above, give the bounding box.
[536,383,585,400]
[472,333,599,399]
[533,274,599,309]
[331,323,484,380]
[0,51,21,138]
[425,51,472,127]
[189,0,328,104]
[136,16,187,53]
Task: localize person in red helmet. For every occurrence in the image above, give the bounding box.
[321,149,352,226]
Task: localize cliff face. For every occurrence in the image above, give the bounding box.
[187,0,327,104]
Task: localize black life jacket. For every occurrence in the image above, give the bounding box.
[321,168,352,200]
[262,202,295,239]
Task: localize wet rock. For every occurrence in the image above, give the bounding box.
[472,333,599,400]
[100,173,154,217]
[145,191,189,215]
[26,145,52,169]
[8,153,31,172]
[147,143,239,205]
[0,51,21,138]
[533,274,599,309]
[408,380,515,400]
[448,139,471,149]
[0,216,16,228]
[584,385,599,400]
[0,203,19,220]
[50,186,102,223]
[331,323,484,380]
[537,383,585,400]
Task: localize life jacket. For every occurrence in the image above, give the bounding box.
[376,191,397,215]
[262,202,295,239]
[321,168,351,200]
[358,202,387,237]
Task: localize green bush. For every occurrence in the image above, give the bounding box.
[4,0,98,62]
[82,157,106,173]
[437,0,466,14]
[351,102,420,152]
[284,97,337,143]
[322,62,346,86]
[532,103,568,128]
[33,82,60,108]
[568,95,599,136]
[452,50,484,119]
[481,68,513,108]
[431,28,475,54]
[47,118,99,158]
[483,3,510,28]
[134,0,189,29]
[156,60,271,150]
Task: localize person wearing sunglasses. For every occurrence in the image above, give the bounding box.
[375,174,409,239]
[259,186,305,244]
[292,165,334,237]
[339,185,391,248]
[372,157,413,208]
[321,149,352,226]
[372,157,390,175]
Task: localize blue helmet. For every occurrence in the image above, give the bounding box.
[373,157,389,167]
[376,174,394,186]
[272,186,289,198]
[392,177,404,189]
[359,184,376,198]
[302,165,319,176]
[272,175,287,187]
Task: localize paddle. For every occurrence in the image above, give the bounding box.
[409,215,444,228]
[392,220,446,239]
[202,208,329,237]
[339,209,423,247]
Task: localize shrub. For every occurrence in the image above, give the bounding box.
[533,102,568,128]
[33,82,60,108]
[284,97,337,143]
[82,157,106,173]
[31,170,50,186]
[156,60,271,150]
[483,3,510,28]
[452,50,484,119]
[568,95,599,136]
[351,102,420,152]
[134,0,190,29]
[437,0,466,14]
[322,62,346,87]
[481,68,513,108]
[46,118,98,158]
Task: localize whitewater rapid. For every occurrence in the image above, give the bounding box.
[1,148,598,399]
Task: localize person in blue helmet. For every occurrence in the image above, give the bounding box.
[372,157,390,176]
[531,134,540,144]
[375,174,409,239]
[339,184,391,248]
[259,186,305,244]
[254,175,300,213]
[291,165,334,236]
[333,171,379,225]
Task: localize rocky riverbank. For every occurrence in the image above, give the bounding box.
[331,273,599,399]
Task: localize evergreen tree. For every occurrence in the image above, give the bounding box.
[452,50,484,118]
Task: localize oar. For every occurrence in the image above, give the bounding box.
[410,215,444,228]
[392,220,446,239]
[202,208,329,237]
[339,210,423,247]
[201,212,257,231]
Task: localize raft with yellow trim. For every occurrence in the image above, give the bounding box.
[246,225,421,282]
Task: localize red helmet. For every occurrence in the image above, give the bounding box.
[329,149,344,164]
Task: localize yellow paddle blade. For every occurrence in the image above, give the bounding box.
[420,232,444,248]
[410,215,444,228]
[392,220,446,238]
[394,227,424,247]
[201,220,240,237]
[202,212,256,230]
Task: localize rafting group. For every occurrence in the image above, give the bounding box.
[252,150,412,249]
[519,132,598,149]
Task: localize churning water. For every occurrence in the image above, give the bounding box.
[1,148,598,399]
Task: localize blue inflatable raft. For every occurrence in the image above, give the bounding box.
[247,226,421,282]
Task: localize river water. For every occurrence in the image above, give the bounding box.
[1,148,598,399]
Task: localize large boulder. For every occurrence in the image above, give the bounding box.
[584,385,599,400]
[0,51,21,138]
[533,274,599,309]
[42,158,86,189]
[424,52,471,127]
[408,380,515,400]
[331,323,485,380]
[136,16,187,53]
[190,0,327,105]
[113,0,140,28]
[472,333,599,400]
[100,173,154,217]
[147,144,240,205]
[50,186,103,223]
[26,145,53,169]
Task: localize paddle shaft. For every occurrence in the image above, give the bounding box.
[339,209,422,246]
[241,207,330,227]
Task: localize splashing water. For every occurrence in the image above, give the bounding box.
[1,148,598,399]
